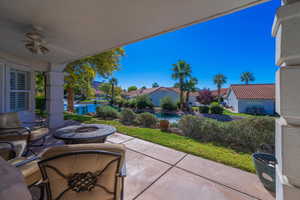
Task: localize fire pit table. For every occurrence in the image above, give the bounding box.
[54,124,116,144]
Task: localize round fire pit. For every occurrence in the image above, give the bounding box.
[54,124,116,144]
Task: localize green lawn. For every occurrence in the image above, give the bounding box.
[223,109,255,117]
[64,113,255,173]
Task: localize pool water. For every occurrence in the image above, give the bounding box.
[154,112,181,123]
[65,103,181,122]
[64,103,99,115]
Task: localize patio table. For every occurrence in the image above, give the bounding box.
[54,124,116,144]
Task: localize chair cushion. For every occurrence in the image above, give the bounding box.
[10,157,42,186]
[30,128,49,141]
[0,113,21,129]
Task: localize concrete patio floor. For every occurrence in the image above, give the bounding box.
[31,125,275,200]
[106,133,275,200]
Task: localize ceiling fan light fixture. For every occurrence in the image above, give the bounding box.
[24,26,49,55]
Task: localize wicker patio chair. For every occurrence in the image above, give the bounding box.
[0,112,49,154]
[38,143,126,200]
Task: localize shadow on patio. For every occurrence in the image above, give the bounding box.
[27,120,275,200]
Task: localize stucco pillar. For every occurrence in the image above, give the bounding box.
[272,1,300,199]
[46,64,65,129]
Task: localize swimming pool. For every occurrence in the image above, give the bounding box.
[65,103,181,122]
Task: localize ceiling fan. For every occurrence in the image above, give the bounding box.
[24,26,49,55]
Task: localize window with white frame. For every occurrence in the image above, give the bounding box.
[9,69,30,112]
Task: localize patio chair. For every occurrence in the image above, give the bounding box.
[9,155,44,200]
[0,112,49,154]
[38,143,126,200]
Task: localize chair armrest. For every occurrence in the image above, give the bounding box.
[0,141,14,149]
[13,155,40,168]
[119,164,126,177]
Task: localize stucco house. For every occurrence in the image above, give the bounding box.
[124,87,198,107]
[224,84,275,115]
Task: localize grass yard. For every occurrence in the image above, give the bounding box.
[64,113,255,173]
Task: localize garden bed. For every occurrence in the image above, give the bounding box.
[64,113,256,173]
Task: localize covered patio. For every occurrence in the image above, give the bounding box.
[1,0,300,200]
[29,123,274,200]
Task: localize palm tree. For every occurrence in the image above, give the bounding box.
[109,77,118,105]
[240,72,255,84]
[184,77,198,107]
[172,60,191,109]
[213,74,227,103]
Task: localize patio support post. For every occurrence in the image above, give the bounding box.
[46,64,65,129]
[272,1,300,199]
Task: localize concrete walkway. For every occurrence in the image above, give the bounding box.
[107,133,275,200]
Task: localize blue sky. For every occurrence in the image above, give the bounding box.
[97,0,280,90]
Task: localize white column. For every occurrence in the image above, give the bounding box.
[272,1,300,199]
[46,64,65,129]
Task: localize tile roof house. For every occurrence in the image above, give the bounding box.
[124,87,199,106]
[224,84,275,115]
[211,88,228,98]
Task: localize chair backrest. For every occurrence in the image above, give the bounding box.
[0,112,21,129]
[39,144,125,200]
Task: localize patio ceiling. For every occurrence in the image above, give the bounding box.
[0,0,269,69]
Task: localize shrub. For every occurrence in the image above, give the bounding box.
[198,106,209,113]
[178,115,275,153]
[210,102,224,114]
[227,117,275,152]
[128,98,137,108]
[159,120,169,131]
[120,108,136,125]
[96,106,119,119]
[160,96,177,111]
[136,95,153,109]
[178,115,225,142]
[137,112,157,128]
[115,97,125,107]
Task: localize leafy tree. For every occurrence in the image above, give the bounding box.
[98,82,122,102]
[171,60,191,109]
[128,86,138,92]
[65,48,124,112]
[213,74,227,103]
[141,86,147,89]
[197,88,213,105]
[109,77,118,105]
[35,72,45,97]
[183,77,198,106]
[152,82,159,88]
[241,72,255,84]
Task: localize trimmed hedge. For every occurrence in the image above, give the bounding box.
[178,115,275,153]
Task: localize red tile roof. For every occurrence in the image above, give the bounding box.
[124,87,180,97]
[229,84,275,100]
[211,88,228,97]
